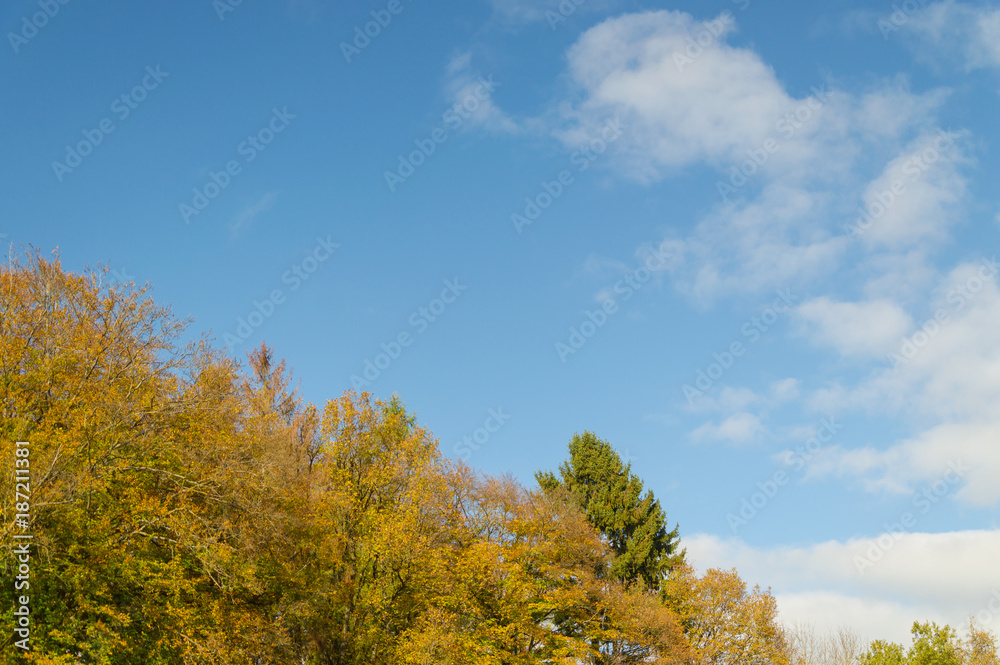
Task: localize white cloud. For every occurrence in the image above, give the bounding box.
[553,13,945,182]
[692,380,801,414]
[686,531,1000,644]
[801,259,1000,503]
[444,52,517,133]
[849,81,948,142]
[558,10,799,177]
[688,380,801,445]
[539,14,982,505]
[855,259,999,420]
[902,1,1000,71]
[797,297,913,358]
[544,10,960,303]
[807,421,1000,506]
[717,386,765,412]
[860,250,941,303]
[448,8,961,307]
[852,130,968,249]
[777,591,953,646]
[668,184,849,302]
[769,378,802,404]
[691,411,766,445]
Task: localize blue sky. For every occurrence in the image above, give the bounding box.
[5,0,1000,642]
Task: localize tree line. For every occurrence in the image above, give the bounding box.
[0,251,996,663]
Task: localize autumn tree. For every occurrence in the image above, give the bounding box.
[960,620,1000,665]
[282,390,456,663]
[398,469,691,664]
[662,565,788,665]
[0,251,309,662]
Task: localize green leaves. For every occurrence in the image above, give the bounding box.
[858,621,999,665]
[862,639,908,665]
[535,431,684,591]
[909,622,961,665]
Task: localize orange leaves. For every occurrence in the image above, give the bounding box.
[662,564,788,665]
[396,470,691,664]
[0,252,306,661]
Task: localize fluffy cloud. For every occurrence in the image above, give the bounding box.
[689,379,801,445]
[444,53,518,134]
[850,130,968,249]
[900,1,1000,71]
[670,184,850,302]
[861,260,998,419]
[689,380,801,415]
[691,412,767,445]
[801,258,1000,502]
[558,10,802,177]
[547,10,961,302]
[797,297,913,358]
[686,531,1000,643]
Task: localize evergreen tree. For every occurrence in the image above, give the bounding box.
[535,431,684,591]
